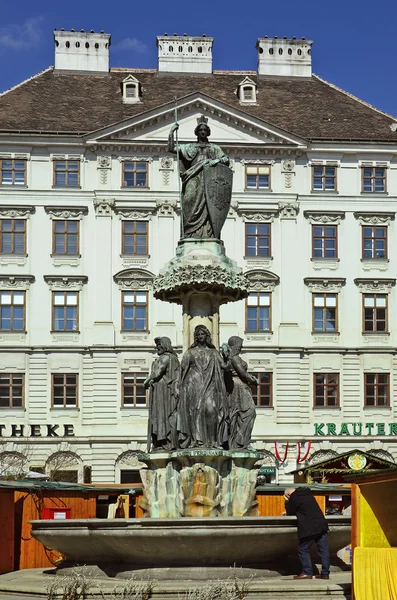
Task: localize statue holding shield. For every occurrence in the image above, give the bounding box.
[168,115,233,239]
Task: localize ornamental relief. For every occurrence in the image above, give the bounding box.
[43,276,88,291]
[279,202,299,219]
[93,198,115,216]
[0,275,34,290]
[239,210,278,222]
[245,269,279,292]
[304,211,345,225]
[115,208,152,220]
[118,156,153,163]
[97,155,112,169]
[354,278,396,293]
[45,207,88,220]
[354,212,394,226]
[240,159,276,166]
[114,269,154,291]
[159,157,173,170]
[0,206,34,218]
[304,277,346,292]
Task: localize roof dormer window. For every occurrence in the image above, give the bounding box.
[238,77,257,104]
[122,75,141,104]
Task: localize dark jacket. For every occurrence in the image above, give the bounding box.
[285,487,328,540]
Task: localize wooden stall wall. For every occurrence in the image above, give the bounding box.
[14,490,96,570]
[256,493,326,516]
[0,490,15,574]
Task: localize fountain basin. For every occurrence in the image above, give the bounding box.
[31,516,350,571]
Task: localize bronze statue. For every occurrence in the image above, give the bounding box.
[178,325,229,448]
[145,337,180,451]
[168,115,232,239]
[223,336,257,450]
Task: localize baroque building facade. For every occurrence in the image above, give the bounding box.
[0,30,397,483]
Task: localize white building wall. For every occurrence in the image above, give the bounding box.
[0,128,397,483]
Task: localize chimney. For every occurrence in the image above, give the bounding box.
[256,37,313,78]
[156,34,213,73]
[54,29,111,72]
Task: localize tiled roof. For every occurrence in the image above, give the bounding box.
[0,67,395,141]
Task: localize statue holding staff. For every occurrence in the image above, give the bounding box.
[168,115,232,240]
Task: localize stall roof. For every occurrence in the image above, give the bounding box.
[290,449,396,476]
[0,480,141,493]
[256,483,350,493]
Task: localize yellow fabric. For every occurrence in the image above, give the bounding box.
[360,494,391,548]
[354,547,397,600]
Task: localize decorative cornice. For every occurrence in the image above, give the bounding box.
[50,154,82,161]
[304,277,346,292]
[93,198,115,216]
[114,207,153,220]
[238,208,278,222]
[279,201,299,220]
[0,275,34,290]
[240,159,275,166]
[245,269,280,292]
[354,212,395,226]
[44,275,88,291]
[0,205,35,218]
[45,206,88,219]
[354,278,396,292]
[114,268,154,290]
[0,152,30,160]
[118,156,153,163]
[304,210,345,225]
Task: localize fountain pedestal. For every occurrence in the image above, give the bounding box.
[153,239,248,349]
[137,449,262,518]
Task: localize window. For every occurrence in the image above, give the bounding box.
[0,159,26,185]
[122,291,148,331]
[0,291,25,331]
[362,226,387,259]
[122,373,148,407]
[243,86,254,101]
[0,219,26,254]
[245,223,271,257]
[362,167,386,193]
[245,165,270,190]
[122,161,148,188]
[246,292,271,331]
[52,374,78,407]
[312,225,337,258]
[364,373,389,407]
[0,373,24,408]
[314,373,339,407]
[363,294,387,332]
[126,84,137,98]
[312,165,337,191]
[53,160,80,187]
[313,293,337,332]
[53,220,79,255]
[52,291,78,331]
[251,372,272,406]
[122,221,148,255]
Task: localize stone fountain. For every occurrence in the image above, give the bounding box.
[30,116,351,581]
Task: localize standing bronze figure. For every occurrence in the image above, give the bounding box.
[178,325,229,448]
[223,336,257,450]
[145,337,180,451]
[168,115,232,239]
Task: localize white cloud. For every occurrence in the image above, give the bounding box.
[0,16,44,50]
[113,37,148,54]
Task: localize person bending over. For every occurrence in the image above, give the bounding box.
[284,487,330,580]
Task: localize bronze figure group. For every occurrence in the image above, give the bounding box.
[145,326,257,452]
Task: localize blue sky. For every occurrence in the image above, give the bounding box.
[0,0,396,116]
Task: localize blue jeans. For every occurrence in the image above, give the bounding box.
[298,531,330,576]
